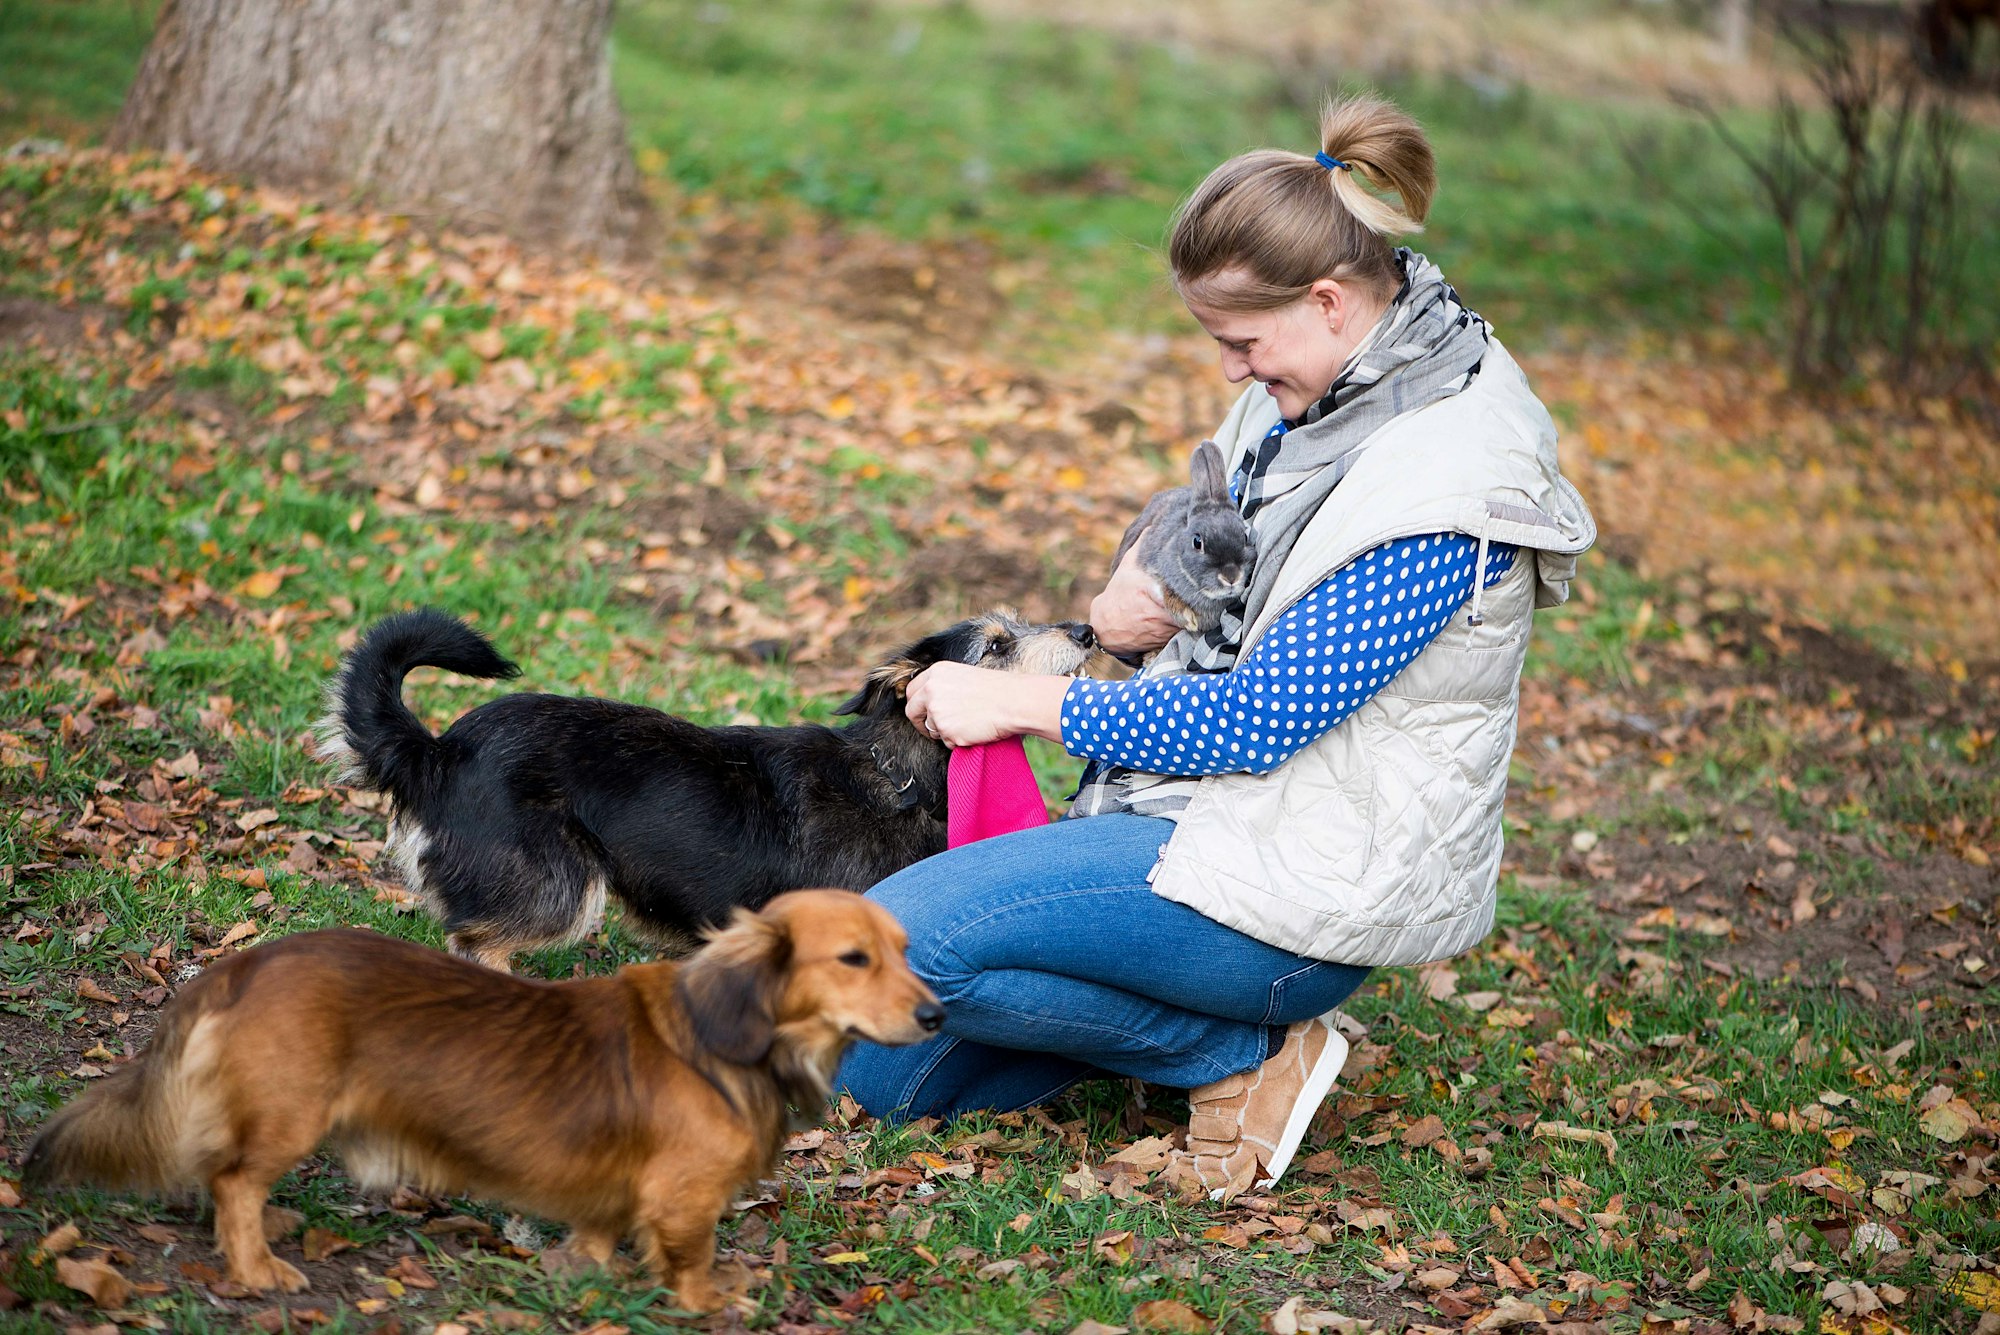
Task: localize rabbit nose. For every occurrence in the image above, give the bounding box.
[1067,624,1097,648]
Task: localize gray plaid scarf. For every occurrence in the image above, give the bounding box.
[1071,250,1489,819]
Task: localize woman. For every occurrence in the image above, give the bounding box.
[837,94,1595,1196]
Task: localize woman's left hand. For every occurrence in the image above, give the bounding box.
[905,663,1070,747]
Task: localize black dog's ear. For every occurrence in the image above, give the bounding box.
[833,657,924,717]
[676,910,791,1066]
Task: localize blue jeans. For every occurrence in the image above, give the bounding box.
[836,813,1371,1120]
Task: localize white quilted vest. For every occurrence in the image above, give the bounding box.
[1148,340,1596,965]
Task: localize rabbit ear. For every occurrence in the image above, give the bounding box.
[1189,440,1230,500]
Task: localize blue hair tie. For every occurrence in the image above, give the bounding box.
[1315,151,1349,172]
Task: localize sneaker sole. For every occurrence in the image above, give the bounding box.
[1254,1025,1348,1191]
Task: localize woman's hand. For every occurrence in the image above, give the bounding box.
[905,663,1071,748]
[1089,544,1182,657]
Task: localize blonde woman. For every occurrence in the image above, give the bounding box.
[839,93,1595,1195]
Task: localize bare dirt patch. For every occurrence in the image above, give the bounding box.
[0,297,120,353]
[1559,825,1997,1008]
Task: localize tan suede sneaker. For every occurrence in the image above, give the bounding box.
[1182,1012,1349,1200]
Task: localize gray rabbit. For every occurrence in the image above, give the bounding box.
[1111,439,1257,638]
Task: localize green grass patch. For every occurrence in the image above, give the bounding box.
[6,0,1997,355]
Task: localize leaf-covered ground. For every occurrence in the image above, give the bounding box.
[1,138,1995,1335]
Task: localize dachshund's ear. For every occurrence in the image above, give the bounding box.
[676,910,791,1065]
[833,658,921,717]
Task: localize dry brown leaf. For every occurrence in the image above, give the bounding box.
[1133,1299,1212,1333]
[1477,1297,1551,1329]
[1920,1099,1982,1143]
[36,1222,83,1259]
[235,570,286,599]
[55,1257,132,1308]
[386,1253,439,1289]
[1533,1120,1618,1162]
[1105,1135,1173,1171]
[301,1227,357,1262]
[1401,1114,1448,1148]
[1418,964,1459,1002]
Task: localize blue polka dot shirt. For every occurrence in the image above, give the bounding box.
[1060,533,1516,777]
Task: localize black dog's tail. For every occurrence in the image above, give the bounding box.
[314,609,519,800]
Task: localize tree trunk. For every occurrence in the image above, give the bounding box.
[112,0,655,260]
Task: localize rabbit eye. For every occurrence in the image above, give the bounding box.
[1191,532,1205,551]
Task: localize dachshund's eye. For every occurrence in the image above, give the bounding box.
[987,637,1013,656]
[1191,532,1205,551]
[839,950,871,969]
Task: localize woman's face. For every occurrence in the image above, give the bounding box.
[1184,278,1383,422]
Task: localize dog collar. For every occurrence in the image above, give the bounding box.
[868,742,947,821]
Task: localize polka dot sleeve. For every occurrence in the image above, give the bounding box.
[1059,533,1515,777]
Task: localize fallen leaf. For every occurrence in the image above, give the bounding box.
[1402,1115,1448,1147]
[1944,1271,2000,1312]
[1418,963,1459,1001]
[1920,1099,1980,1143]
[1478,1296,1551,1329]
[236,570,286,599]
[1133,1298,1212,1333]
[1061,1163,1103,1200]
[56,1257,132,1308]
[1105,1135,1174,1171]
[1533,1121,1618,1162]
[301,1227,357,1262]
[76,978,118,1005]
[36,1223,83,1259]
[386,1254,438,1289]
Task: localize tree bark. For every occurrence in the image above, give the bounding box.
[112,0,655,260]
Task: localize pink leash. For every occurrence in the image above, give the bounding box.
[946,737,1050,848]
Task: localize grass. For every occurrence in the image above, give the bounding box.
[6,0,1999,356]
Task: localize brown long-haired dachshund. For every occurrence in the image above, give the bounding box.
[23,891,940,1311]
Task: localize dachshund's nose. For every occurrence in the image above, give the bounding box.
[1067,623,1097,648]
[915,1002,946,1033]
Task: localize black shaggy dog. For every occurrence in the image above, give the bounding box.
[318,609,1109,969]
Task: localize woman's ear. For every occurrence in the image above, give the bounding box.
[1307,277,1348,335]
[676,910,791,1065]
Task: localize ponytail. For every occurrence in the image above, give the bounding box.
[1169,93,1437,312]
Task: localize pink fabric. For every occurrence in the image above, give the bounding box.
[946,737,1050,848]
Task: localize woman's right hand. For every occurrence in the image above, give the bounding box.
[1089,543,1181,657]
